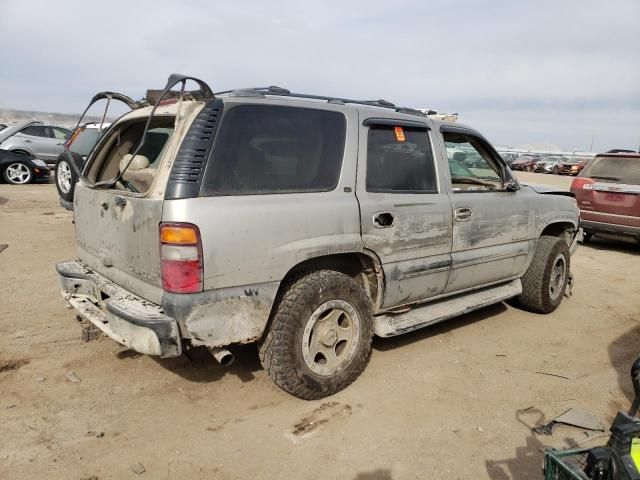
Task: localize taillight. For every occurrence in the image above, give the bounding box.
[160,223,203,294]
[571,177,595,190]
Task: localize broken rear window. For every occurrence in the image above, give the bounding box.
[200,105,346,195]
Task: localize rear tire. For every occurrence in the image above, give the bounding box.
[55,156,78,202]
[259,270,374,400]
[517,235,570,314]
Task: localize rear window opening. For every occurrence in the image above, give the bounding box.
[581,156,640,185]
[86,116,175,194]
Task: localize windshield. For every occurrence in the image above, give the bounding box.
[581,156,640,184]
[70,128,102,156]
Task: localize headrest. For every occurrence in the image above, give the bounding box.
[121,154,150,171]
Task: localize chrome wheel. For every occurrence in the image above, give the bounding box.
[56,160,72,193]
[5,162,32,184]
[302,300,361,377]
[548,253,567,300]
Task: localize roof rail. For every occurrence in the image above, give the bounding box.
[215,86,428,117]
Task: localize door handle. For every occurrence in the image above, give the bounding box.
[373,212,395,228]
[24,139,32,143]
[454,208,472,222]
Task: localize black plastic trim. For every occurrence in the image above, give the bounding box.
[363,117,430,129]
[105,299,181,356]
[165,98,224,199]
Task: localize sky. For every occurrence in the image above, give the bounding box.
[0,0,638,152]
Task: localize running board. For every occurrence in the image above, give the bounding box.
[374,279,522,337]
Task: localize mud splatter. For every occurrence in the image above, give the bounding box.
[288,402,352,441]
[0,359,29,373]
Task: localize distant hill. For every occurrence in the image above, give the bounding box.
[0,108,107,129]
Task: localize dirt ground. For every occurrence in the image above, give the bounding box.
[1,172,639,480]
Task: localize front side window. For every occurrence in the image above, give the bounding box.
[443,132,504,192]
[52,127,70,140]
[366,126,437,193]
[201,106,346,195]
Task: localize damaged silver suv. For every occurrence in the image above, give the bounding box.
[58,74,580,399]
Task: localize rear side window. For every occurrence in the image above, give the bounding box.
[201,105,346,195]
[21,125,49,138]
[581,156,640,185]
[366,126,437,193]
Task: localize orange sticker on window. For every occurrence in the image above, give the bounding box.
[394,126,406,142]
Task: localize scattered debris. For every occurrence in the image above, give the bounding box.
[65,371,81,383]
[6,404,16,409]
[35,376,46,382]
[131,463,146,475]
[533,407,604,436]
[0,244,7,254]
[477,426,484,432]
[0,358,29,373]
[535,371,574,381]
[87,430,105,438]
[495,353,507,357]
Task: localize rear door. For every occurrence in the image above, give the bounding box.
[357,115,453,309]
[440,127,533,293]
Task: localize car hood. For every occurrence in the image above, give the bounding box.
[0,120,42,144]
[522,182,575,197]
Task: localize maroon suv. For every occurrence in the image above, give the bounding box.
[570,153,640,242]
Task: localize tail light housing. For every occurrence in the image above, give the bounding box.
[160,223,203,294]
[571,177,595,190]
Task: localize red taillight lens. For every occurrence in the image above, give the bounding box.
[571,177,595,191]
[160,223,203,294]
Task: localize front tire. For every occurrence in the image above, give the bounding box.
[55,156,78,202]
[259,270,374,400]
[517,235,570,314]
[3,162,33,185]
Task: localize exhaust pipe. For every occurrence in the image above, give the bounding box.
[210,347,234,367]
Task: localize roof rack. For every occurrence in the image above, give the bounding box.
[215,85,429,117]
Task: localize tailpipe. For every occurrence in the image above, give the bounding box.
[210,347,234,367]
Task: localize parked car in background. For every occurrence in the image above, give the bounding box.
[510,155,540,171]
[558,157,588,176]
[55,122,110,206]
[535,157,562,174]
[0,121,71,165]
[0,149,50,184]
[570,152,640,243]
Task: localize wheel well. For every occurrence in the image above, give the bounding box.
[278,253,382,308]
[540,222,576,245]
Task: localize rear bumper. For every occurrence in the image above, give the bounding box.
[56,261,181,357]
[581,219,640,239]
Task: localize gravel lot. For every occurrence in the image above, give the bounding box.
[1,172,639,480]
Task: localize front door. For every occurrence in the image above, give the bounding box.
[440,128,533,293]
[357,117,453,310]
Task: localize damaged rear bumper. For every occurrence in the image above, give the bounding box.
[56,261,181,358]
